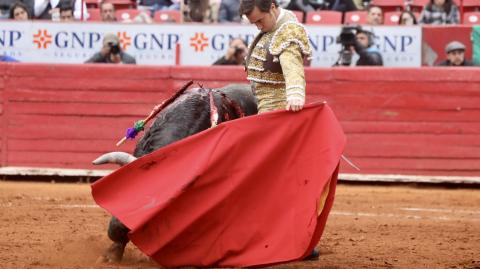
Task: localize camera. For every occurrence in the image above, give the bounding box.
[337,26,360,47]
[234,46,245,57]
[333,26,361,66]
[108,42,120,55]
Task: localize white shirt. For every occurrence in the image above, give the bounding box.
[34,0,89,20]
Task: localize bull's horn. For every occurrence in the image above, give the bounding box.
[92,152,137,166]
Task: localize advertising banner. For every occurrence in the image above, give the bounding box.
[0,21,422,67]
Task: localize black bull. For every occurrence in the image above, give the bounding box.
[93,83,258,262]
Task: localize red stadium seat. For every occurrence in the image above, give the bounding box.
[87,8,102,21]
[384,11,402,25]
[371,0,404,12]
[154,10,181,23]
[344,10,367,25]
[116,9,141,21]
[463,11,480,24]
[305,11,342,25]
[462,0,480,12]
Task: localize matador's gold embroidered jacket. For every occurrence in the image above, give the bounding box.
[245,9,312,113]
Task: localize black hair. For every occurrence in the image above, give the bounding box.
[356,29,375,47]
[59,1,74,13]
[426,0,454,15]
[9,1,31,19]
[398,10,417,25]
[367,4,382,15]
[239,0,278,16]
[100,1,115,11]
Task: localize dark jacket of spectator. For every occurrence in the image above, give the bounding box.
[355,46,383,66]
[285,0,314,13]
[218,0,240,22]
[325,0,358,12]
[437,59,474,66]
[34,0,87,20]
[213,56,238,65]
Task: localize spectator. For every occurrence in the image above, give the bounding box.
[59,1,73,20]
[186,0,210,22]
[137,0,179,17]
[212,38,247,65]
[419,0,459,25]
[284,0,315,13]
[399,10,417,25]
[436,41,474,66]
[99,1,116,22]
[33,0,88,20]
[218,0,240,22]
[326,0,359,12]
[354,28,383,66]
[366,5,383,25]
[85,33,136,64]
[9,1,31,19]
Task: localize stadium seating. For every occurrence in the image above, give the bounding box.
[344,10,367,25]
[154,10,181,23]
[384,11,402,25]
[463,11,480,24]
[87,8,102,21]
[461,0,480,12]
[371,0,405,12]
[305,10,342,25]
[409,0,428,12]
[116,9,141,21]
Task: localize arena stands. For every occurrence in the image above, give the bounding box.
[1,0,478,25]
[371,0,405,12]
[344,10,368,24]
[305,10,342,25]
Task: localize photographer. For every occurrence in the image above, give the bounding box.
[85,33,136,64]
[353,28,383,66]
[334,26,383,66]
[212,38,247,66]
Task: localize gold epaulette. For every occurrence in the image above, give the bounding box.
[269,22,312,57]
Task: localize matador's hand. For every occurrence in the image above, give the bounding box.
[286,99,304,112]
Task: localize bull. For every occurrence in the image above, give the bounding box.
[93,83,258,263]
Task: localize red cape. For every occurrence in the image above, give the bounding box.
[92,103,346,267]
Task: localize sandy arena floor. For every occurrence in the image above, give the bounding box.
[0,180,478,269]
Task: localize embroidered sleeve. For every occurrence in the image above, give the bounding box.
[269,22,312,57]
[279,43,305,103]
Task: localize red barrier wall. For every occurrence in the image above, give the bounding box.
[1,63,479,176]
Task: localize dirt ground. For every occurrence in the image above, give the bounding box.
[0,180,478,269]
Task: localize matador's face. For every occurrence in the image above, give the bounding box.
[246,4,278,33]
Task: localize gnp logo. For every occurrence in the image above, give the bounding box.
[117,32,132,51]
[190,32,209,52]
[33,29,52,49]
